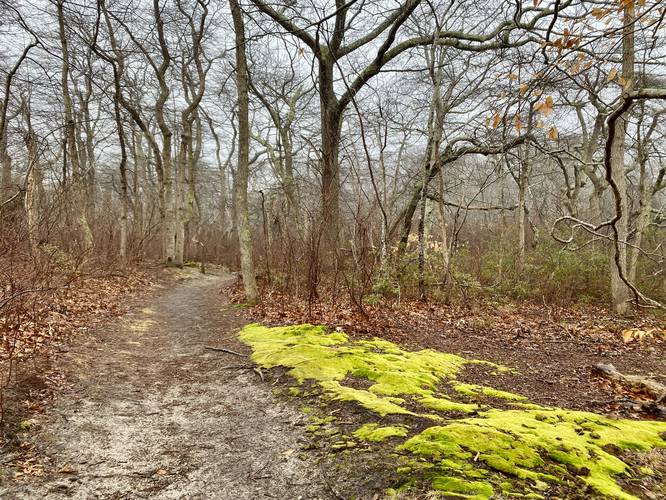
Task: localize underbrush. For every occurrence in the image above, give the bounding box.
[253,233,664,311]
[0,223,156,426]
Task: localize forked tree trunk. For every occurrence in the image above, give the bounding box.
[57,0,93,254]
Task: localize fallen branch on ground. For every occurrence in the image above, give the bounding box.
[593,363,666,403]
[204,346,245,356]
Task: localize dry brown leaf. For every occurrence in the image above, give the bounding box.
[621,328,660,343]
[548,127,558,140]
[514,114,523,133]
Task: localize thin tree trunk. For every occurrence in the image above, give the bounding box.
[230,0,259,303]
[517,162,529,264]
[24,103,42,257]
[610,1,635,315]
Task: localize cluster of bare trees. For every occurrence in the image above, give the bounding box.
[0,0,664,313]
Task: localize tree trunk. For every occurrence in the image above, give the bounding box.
[517,162,529,264]
[24,112,42,257]
[609,1,635,315]
[436,169,450,272]
[57,0,93,254]
[0,140,11,202]
[319,54,342,249]
[230,0,259,303]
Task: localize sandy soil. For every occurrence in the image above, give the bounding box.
[1,272,340,499]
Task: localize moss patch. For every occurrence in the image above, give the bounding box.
[240,323,505,417]
[239,323,666,499]
[353,423,409,442]
[431,476,494,499]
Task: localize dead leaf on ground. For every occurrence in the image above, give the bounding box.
[622,328,664,343]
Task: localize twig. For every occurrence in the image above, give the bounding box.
[204,346,245,356]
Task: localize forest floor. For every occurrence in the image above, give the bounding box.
[239,287,666,419]
[0,270,343,499]
[1,270,664,499]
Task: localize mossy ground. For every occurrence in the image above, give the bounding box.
[240,323,666,499]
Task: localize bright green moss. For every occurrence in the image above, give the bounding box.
[239,323,508,417]
[353,423,409,442]
[419,396,480,413]
[453,383,527,401]
[431,476,494,499]
[402,408,666,500]
[320,380,414,416]
[239,323,666,499]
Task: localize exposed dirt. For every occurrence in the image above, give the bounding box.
[0,271,343,499]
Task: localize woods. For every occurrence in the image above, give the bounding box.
[0,0,664,313]
[1,0,665,497]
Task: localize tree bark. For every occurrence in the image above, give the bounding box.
[23,102,42,258]
[230,0,259,303]
[609,1,635,315]
[57,0,93,253]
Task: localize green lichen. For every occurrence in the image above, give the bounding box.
[239,323,666,499]
[353,423,409,442]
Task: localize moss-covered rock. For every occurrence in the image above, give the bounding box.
[239,323,666,499]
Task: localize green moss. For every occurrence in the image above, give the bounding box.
[239,323,666,499]
[420,396,479,413]
[453,383,527,401]
[331,440,357,451]
[431,476,494,499]
[402,408,666,500]
[321,380,414,416]
[239,323,508,417]
[353,423,409,442]
[308,416,336,425]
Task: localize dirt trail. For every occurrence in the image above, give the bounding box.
[2,272,335,499]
